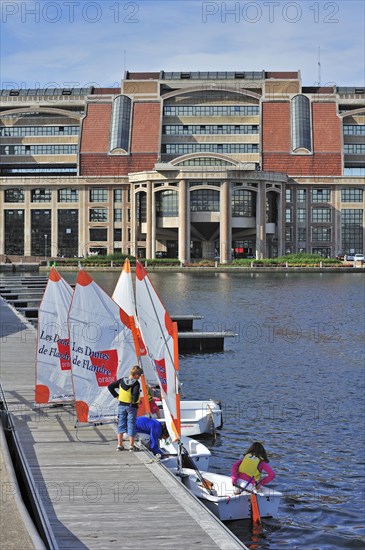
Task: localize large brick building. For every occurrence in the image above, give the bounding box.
[0,70,364,261]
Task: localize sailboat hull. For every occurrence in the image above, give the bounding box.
[158,400,223,436]
[136,434,211,470]
[174,469,281,522]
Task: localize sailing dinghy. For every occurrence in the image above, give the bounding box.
[114,259,222,436]
[112,259,211,465]
[173,467,282,521]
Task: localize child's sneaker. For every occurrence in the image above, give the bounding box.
[129,445,138,452]
[116,445,124,451]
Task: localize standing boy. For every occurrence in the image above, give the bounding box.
[108,366,143,452]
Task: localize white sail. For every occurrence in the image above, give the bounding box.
[112,258,156,384]
[68,269,139,423]
[35,268,74,404]
[135,260,181,440]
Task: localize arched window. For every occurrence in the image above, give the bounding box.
[109,95,132,152]
[291,95,312,152]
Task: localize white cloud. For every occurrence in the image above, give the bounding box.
[1,0,364,87]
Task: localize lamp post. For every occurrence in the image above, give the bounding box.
[44,234,48,262]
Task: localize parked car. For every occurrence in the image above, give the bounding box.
[336,254,345,261]
[353,253,365,262]
[345,254,355,261]
[155,251,168,258]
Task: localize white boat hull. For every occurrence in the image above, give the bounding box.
[174,469,281,522]
[157,400,223,436]
[136,434,211,470]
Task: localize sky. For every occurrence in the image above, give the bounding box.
[1,0,364,89]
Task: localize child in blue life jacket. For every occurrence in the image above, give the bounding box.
[231,441,275,492]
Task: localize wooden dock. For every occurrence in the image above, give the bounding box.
[0,299,245,549]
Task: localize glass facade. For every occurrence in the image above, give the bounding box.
[114,228,122,241]
[89,228,107,241]
[298,227,307,241]
[312,247,331,257]
[190,189,220,212]
[114,189,123,202]
[136,192,146,224]
[0,126,79,137]
[89,208,108,222]
[31,210,51,255]
[297,189,306,202]
[1,145,77,155]
[163,105,259,116]
[114,208,122,221]
[31,188,52,202]
[312,227,331,241]
[90,189,108,202]
[341,188,363,202]
[232,189,256,217]
[58,210,79,257]
[163,144,259,155]
[156,190,178,217]
[4,210,24,254]
[297,208,306,222]
[312,189,331,203]
[58,188,79,202]
[163,125,259,135]
[176,158,233,167]
[344,144,365,154]
[312,208,331,222]
[285,227,293,242]
[341,209,363,252]
[4,188,24,202]
[343,125,365,135]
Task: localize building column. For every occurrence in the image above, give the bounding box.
[51,188,57,257]
[151,188,156,258]
[256,181,266,259]
[277,187,285,256]
[146,181,153,259]
[24,188,31,256]
[220,180,231,263]
[178,179,190,262]
[79,186,87,257]
[0,189,4,255]
[130,186,137,258]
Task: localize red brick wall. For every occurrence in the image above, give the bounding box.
[80,154,158,176]
[262,152,342,176]
[131,103,161,153]
[312,103,341,152]
[79,101,161,175]
[262,101,342,176]
[262,103,291,152]
[80,103,112,153]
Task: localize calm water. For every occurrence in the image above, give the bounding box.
[17,270,365,548]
